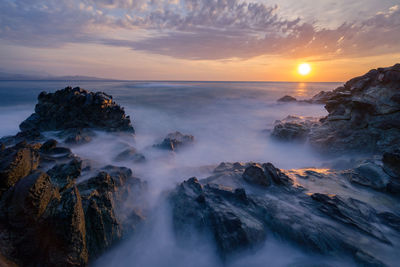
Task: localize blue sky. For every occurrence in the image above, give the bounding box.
[0,0,399,81]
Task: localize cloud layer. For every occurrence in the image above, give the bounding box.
[1,0,399,60]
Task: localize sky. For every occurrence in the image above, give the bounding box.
[0,0,400,81]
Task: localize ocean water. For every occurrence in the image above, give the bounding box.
[1,80,355,267]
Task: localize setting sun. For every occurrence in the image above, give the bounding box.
[298,63,311,76]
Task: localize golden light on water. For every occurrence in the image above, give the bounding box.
[298,63,311,76]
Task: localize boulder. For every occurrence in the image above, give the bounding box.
[271,116,319,142]
[47,159,82,190]
[277,95,297,102]
[0,141,147,266]
[0,141,40,196]
[169,163,393,265]
[342,161,390,191]
[242,164,271,187]
[382,149,400,178]
[154,131,194,151]
[19,87,134,134]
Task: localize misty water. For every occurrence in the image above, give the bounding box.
[1,80,358,267]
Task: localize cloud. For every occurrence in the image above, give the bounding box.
[0,0,399,61]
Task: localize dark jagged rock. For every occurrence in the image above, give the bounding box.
[0,141,40,196]
[382,149,400,178]
[19,86,134,135]
[242,164,271,187]
[77,167,145,260]
[0,141,147,266]
[310,193,390,244]
[40,139,58,152]
[41,186,88,266]
[169,177,267,258]
[277,95,297,102]
[342,161,390,191]
[60,128,96,145]
[47,159,82,190]
[272,64,400,154]
[169,162,394,266]
[271,116,319,142]
[154,131,194,151]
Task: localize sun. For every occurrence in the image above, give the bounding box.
[298,63,311,76]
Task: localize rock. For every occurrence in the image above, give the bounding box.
[342,161,390,191]
[41,186,88,266]
[277,95,297,102]
[273,63,400,154]
[169,164,394,265]
[77,167,145,260]
[0,141,147,266]
[6,171,55,227]
[40,139,58,152]
[60,128,96,145]
[310,193,390,244]
[154,131,194,151]
[19,86,134,135]
[242,164,271,187]
[262,162,293,186]
[114,147,146,163]
[271,116,319,142]
[169,177,266,257]
[47,159,82,190]
[0,141,40,196]
[382,149,400,178]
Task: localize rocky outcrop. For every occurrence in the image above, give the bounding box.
[271,116,320,142]
[277,95,297,102]
[169,162,399,266]
[273,64,400,154]
[0,141,146,266]
[14,87,134,143]
[154,131,194,151]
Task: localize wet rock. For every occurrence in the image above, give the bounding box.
[77,167,145,260]
[271,116,319,142]
[0,140,147,266]
[154,131,194,151]
[47,159,82,190]
[382,149,400,178]
[60,128,96,145]
[19,86,134,134]
[169,165,393,265]
[40,139,58,152]
[6,171,55,227]
[342,161,390,191]
[277,95,297,102]
[0,141,40,195]
[378,212,400,232]
[114,147,146,163]
[242,164,271,187]
[169,177,266,257]
[310,193,390,244]
[41,186,88,266]
[273,64,400,154]
[262,162,293,186]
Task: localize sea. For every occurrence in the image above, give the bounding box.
[1,80,359,267]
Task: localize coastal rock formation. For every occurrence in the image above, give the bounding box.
[271,115,320,142]
[154,131,194,151]
[277,95,297,102]
[169,162,400,266]
[273,63,400,154]
[0,141,146,266]
[16,86,134,142]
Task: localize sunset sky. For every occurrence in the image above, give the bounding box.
[1,0,399,81]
